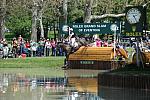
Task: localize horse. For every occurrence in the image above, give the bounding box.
[58,36,91,68]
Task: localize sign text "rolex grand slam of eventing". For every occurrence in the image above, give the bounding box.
[61,23,120,34]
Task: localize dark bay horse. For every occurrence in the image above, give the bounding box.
[58,37,91,67]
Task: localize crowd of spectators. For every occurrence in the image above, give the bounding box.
[0,35,66,59]
[1,33,149,59]
[0,34,125,59]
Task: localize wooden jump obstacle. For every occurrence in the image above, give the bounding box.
[67,46,128,70]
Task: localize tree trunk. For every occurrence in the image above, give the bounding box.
[84,0,93,23]
[39,10,44,38]
[31,1,38,42]
[63,0,68,24]
[0,0,6,39]
[44,21,48,39]
[0,16,5,39]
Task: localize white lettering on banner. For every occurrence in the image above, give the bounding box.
[101,25,106,27]
[72,25,83,28]
[78,29,83,32]
[72,24,107,29]
[84,25,96,28]
[83,29,100,32]
[97,25,107,28]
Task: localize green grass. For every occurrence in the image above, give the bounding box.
[0,56,65,76]
[0,56,65,68]
[110,64,150,76]
[0,67,64,77]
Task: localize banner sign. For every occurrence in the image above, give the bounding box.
[60,23,121,34]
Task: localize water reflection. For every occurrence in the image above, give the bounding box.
[0,69,150,100]
[0,73,66,100]
[65,69,150,100]
[65,69,104,100]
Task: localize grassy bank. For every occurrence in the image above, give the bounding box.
[110,64,150,76]
[0,67,65,77]
[0,56,65,68]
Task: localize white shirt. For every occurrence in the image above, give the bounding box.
[45,41,51,48]
[3,46,9,56]
[70,37,76,47]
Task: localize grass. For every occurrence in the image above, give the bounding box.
[0,56,65,76]
[0,67,65,77]
[0,56,65,68]
[110,64,150,76]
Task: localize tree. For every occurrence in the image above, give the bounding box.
[31,0,62,41]
[84,0,93,23]
[0,0,6,39]
[1,0,149,41]
[5,0,32,38]
[63,0,68,24]
[67,0,84,23]
[30,0,38,42]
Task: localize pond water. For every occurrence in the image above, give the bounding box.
[0,68,150,100]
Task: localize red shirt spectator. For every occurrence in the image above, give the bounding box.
[51,39,56,48]
[96,39,102,47]
[25,41,30,48]
[103,41,108,47]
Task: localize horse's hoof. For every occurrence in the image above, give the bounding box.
[62,65,68,70]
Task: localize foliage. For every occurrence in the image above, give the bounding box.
[1,0,150,39]
[5,4,31,38]
[68,0,84,23]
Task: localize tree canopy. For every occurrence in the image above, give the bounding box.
[0,0,150,40]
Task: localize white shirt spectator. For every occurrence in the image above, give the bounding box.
[3,46,9,57]
[93,34,98,41]
[45,41,51,48]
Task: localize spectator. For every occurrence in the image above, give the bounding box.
[0,40,3,51]
[96,38,102,47]
[2,38,7,46]
[103,40,108,47]
[45,39,51,56]
[38,38,45,56]
[25,40,31,56]
[18,38,25,56]
[31,43,37,57]
[0,40,3,58]
[51,38,56,56]
[93,34,98,41]
[12,37,18,58]
[18,35,23,42]
[3,43,9,59]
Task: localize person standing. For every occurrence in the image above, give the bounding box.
[103,40,108,47]
[3,42,9,59]
[51,39,56,56]
[38,38,45,56]
[96,38,102,47]
[18,38,25,56]
[25,40,31,57]
[45,39,51,56]
[12,37,18,58]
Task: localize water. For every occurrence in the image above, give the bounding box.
[0,68,150,100]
